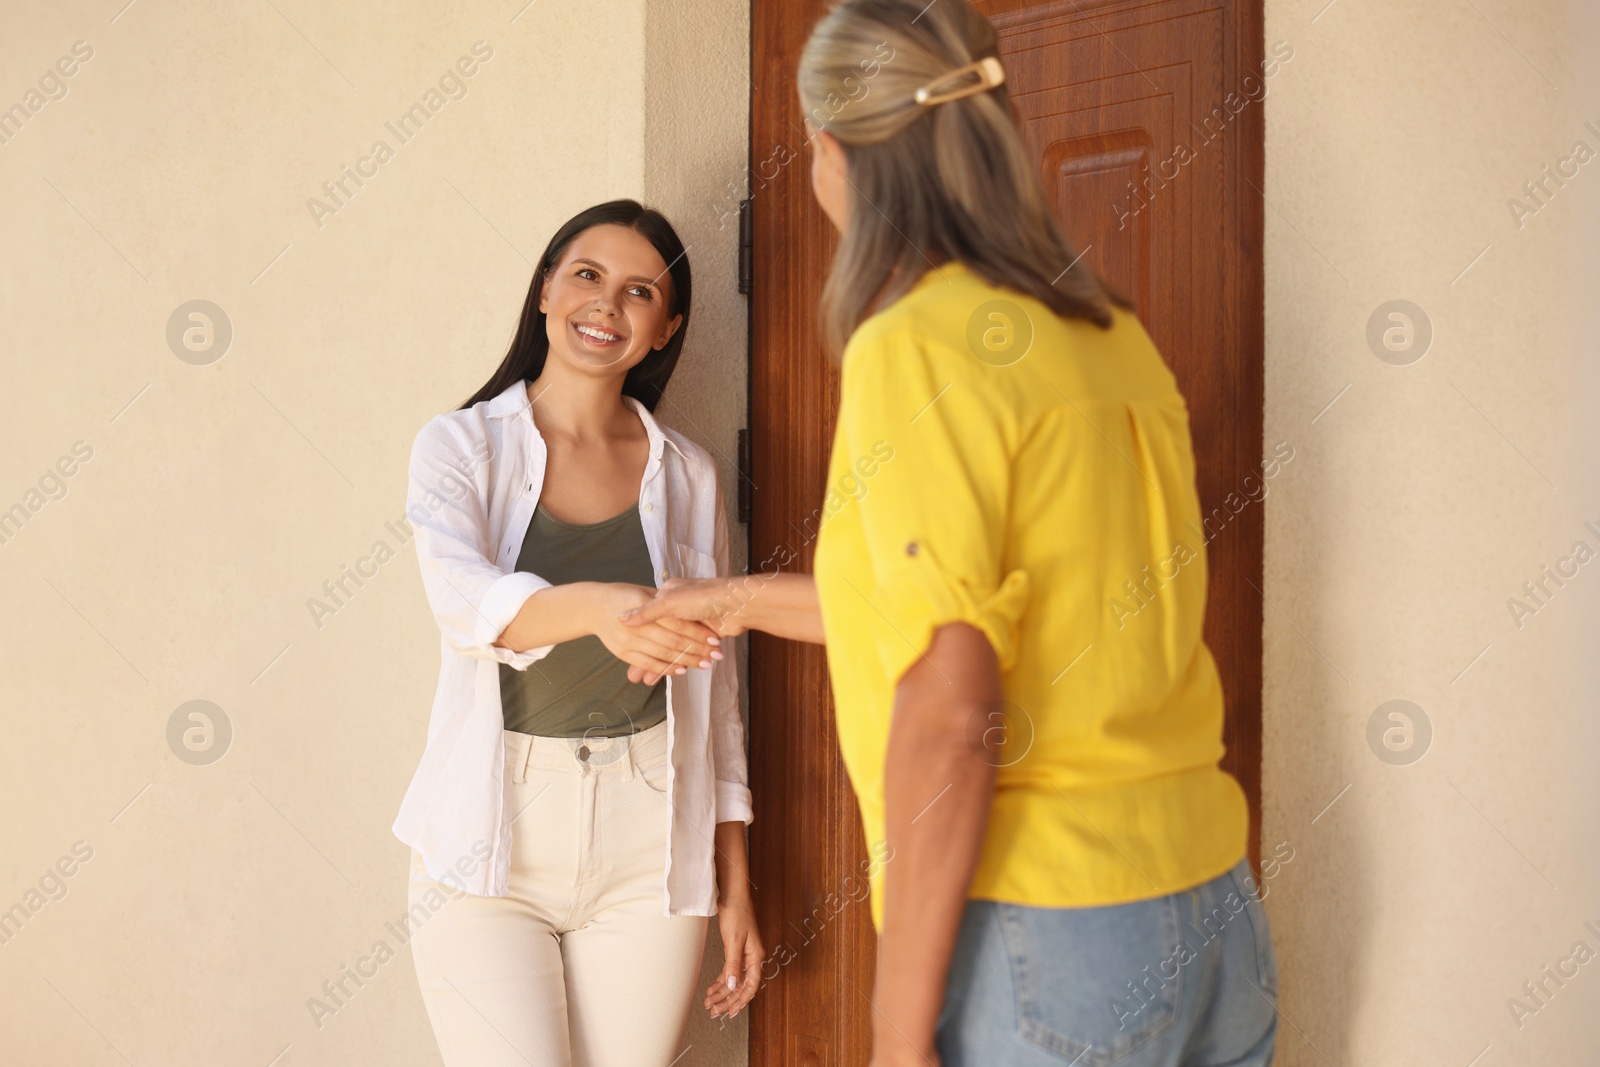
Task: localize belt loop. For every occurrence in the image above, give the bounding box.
[622,731,637,782]
[504,733,520,784]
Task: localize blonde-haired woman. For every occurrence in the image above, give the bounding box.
[622,1,1278,1064]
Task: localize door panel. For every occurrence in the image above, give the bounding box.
[746,3,1263,1064]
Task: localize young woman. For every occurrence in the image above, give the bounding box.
[621,3,1279,1065]
[392,200,764,1067]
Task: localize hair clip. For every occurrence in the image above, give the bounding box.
[913,55,1006,107]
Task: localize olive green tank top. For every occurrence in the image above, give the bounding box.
[498,502,667,738]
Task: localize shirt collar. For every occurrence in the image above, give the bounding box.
[485,378,686,462]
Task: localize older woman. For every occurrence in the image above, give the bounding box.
[621,2,1277,1064]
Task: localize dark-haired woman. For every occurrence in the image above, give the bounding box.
[621,2,1277,1065]
[392,200,763,1067]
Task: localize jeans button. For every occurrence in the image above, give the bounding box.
[577,745,590,761]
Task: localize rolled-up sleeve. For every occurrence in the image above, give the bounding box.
[837,331,1032,686]
[708,476,753,825]
[408,417,555,670]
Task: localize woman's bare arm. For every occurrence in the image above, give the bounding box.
[617,571,825,647]
[733,572,825,643]
[872,621,1001,1063]
[704,821,764,1020]
[494,581,724,680]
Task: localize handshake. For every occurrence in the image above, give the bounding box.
[605,576,757,686]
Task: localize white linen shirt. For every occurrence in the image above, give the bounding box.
[392,377,751,915]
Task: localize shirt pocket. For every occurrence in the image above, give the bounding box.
[672,540,717,580]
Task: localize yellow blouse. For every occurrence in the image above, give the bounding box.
[813,261,1249,931]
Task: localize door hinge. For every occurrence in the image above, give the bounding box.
[737,197,753,295]
[737,428,752,524]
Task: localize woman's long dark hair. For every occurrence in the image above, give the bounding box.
[459,199,692,412]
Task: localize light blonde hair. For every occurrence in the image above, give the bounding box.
[798,0,1129,358]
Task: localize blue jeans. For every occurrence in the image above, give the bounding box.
[937,859,1278,1067]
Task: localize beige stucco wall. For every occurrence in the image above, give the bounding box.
[1261,0,1599,1064]
[0,1,747,1065]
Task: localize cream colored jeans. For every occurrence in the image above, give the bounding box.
[407,720,709,1067]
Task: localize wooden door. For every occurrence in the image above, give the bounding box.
[746,2,1264,1064]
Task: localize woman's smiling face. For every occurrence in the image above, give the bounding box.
[539,223,682,375]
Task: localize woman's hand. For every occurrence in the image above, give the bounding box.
[618,577,757,684]
[618,573,825,682]
[704,889,764,1020]
[590,583,724,681]
[621,577,756,637]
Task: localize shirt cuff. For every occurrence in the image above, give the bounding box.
[715,779,754,825]
[476,570,557,670]
[876,546,1031,685]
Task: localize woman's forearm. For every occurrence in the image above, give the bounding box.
[714,820,754,904]
[492,581,614,653]
[614,571,823,654]
[735,572,826,644]
[873,622,1002,1059]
